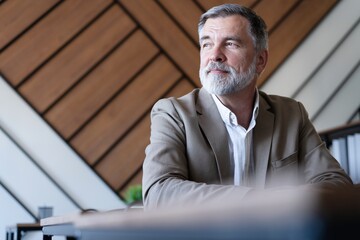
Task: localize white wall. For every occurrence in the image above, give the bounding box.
[0,77,126,236]
[261,0,360,132]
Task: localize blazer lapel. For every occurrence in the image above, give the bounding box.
[253,94,274,189]
[196,89,233,184]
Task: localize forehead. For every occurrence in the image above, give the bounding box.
[200,15,250,37]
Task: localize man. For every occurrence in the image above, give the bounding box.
[142,4,352,209]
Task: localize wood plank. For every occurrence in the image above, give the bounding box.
[165,79,196,98]
[45,30,158,139]
[253,0,298,32]
[0,0,112,86]
[117,80,194,196]
[96,115,150,190]
[0,0,59,50]
[120,0,200,85]
[196,0,257,10]
[19,5,136,113]
[158,0,203,43]
[257,0,338,86]
[96,79,194,190]
[71,55,182,164]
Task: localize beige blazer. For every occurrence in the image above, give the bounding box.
[143,88,351,208]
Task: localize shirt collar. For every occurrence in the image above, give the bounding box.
[212,89,259,128]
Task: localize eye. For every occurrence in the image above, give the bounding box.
[202,42,211,49]
[226,42,239,48]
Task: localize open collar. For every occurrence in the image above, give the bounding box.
[196,88,233,184]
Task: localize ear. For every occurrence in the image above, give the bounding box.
[256,50,268,74]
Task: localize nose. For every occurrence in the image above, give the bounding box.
[209,46,225,63]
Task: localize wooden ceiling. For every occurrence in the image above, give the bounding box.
[0,0,337,199]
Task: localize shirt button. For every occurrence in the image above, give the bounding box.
[230,115,237,125]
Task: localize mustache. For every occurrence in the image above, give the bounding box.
[204,62,233,73]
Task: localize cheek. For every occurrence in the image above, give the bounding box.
[200,54,208,68]
[229,56,249,71]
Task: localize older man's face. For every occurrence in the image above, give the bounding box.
[199,15,260,95]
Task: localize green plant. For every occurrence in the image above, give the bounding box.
[124,184,142,205]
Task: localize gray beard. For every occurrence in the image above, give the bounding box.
[199,60,257,96]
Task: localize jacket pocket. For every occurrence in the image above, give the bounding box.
[271,151,298,168]
[268,151,300,187]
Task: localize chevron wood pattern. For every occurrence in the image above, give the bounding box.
[0,0,337,200]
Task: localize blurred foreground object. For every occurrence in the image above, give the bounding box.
[42,187,360,240]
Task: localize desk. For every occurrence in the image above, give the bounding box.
[41,190,360,240]
[41,213,84,240]
[6,223,42,240]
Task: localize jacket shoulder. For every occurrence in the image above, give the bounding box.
[153,88,200,115]
[260,91,306,112]
[260,91,299,105]
[259,91,309,129]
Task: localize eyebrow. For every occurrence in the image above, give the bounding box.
[225,36,242,42]
[199,35,243,43]
[199,35,210,43]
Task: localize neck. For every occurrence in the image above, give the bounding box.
[217,84,256,129]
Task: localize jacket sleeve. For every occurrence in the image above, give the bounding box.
[297,102,353,187]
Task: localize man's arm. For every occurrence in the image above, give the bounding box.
[297,102,353,187]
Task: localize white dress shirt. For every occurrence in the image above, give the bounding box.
[212,90,259,186]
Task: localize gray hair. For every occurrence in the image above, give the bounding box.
[198,4,268,52]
